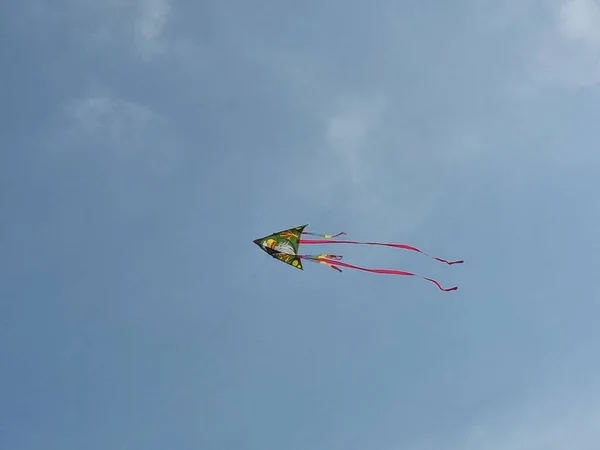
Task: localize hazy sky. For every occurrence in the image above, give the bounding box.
[2,0,600,449]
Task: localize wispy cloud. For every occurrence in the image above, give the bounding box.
[324,96,386,185]
[404,369,600,450]
[457,392,600,450]
[559,0,600,44]
[461,407,600,450]
[291,94,449,236]
[187,2,489,235]
[528,0,600,89]
[52,89,182,175]
[96,0,172,60]
[134,0,171,60]
[18,0,172,61]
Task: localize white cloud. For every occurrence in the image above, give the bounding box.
[66,94,159,147]
[559,0,600,44]
[458,406,600,450]
[291,95,445,236]
[403,371,600,450]
[324,97,386,185]
[469,0,600,91]
[19,0,171,61]
[528,0,600,89]
[208,3,483,236]
[53,90,182,175]
[134,0,171,60]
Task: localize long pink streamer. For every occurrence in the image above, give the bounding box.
[299,239,464,265]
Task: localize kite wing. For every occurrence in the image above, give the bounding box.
[253,224,307,270]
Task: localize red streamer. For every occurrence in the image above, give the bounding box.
[299,239,463,265]
[300,256,458,291]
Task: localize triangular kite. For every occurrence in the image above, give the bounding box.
[253,224,463,291]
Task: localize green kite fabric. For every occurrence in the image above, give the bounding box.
[253,224,307,270]
[253,224,464,291]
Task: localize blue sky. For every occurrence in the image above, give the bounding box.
[2,0,600,449]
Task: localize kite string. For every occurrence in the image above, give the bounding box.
[299,255,458,291]
[298,238,464,266]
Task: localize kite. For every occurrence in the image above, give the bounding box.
[253,224,463,291]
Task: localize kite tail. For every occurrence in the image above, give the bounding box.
[302,231,347,239]
[298,238,464,266]
[300,255,458,291]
